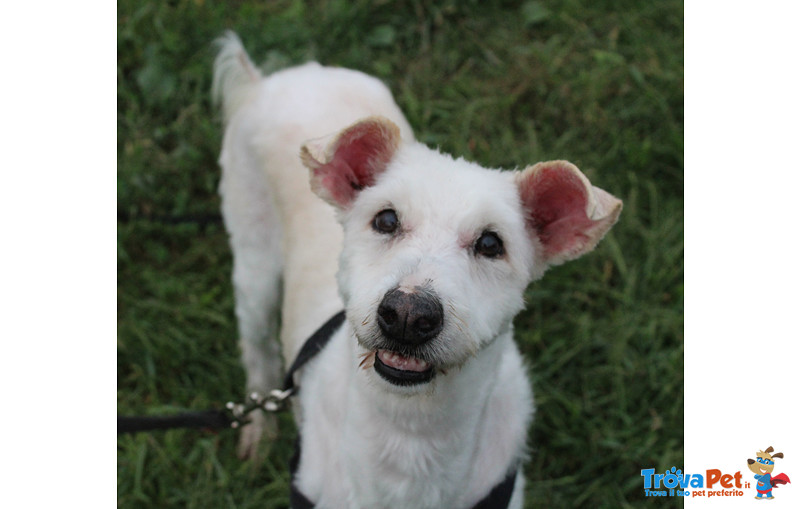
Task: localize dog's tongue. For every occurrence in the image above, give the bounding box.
[377,350,431,372]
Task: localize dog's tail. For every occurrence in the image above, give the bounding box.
[212,31,261,124]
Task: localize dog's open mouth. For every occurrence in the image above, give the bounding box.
[373,349,435,386]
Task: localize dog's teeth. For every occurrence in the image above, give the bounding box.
[378,349,431,372]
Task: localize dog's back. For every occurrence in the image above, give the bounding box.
[214,32,413,357]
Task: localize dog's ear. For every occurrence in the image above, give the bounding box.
[516,160,622,266]
[301,116,401,209]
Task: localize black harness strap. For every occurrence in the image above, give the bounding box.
[289,438,315,509]
[282,310,346,393]
[471,468,518,509]
[290,463,517,509]
[290,454,516,509]
[285,313,518,509]
[284,311,345,509]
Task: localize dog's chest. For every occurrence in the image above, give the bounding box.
[341,417,475,508]
[294,332,490,508]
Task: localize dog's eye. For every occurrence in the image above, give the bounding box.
[373,209,400,234]
[475,231,504,258]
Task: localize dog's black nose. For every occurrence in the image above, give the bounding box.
[377,287,443,346]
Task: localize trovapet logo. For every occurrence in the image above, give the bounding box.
[641,445,792,500]
[640,467,746,498]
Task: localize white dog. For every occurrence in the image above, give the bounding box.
[213,32,621,509]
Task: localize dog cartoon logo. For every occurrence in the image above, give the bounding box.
[747,446,791,500]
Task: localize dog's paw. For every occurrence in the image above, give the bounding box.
[237,411,279,460]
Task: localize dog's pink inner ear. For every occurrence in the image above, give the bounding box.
[302,117,401,208]
[517,160,622,266]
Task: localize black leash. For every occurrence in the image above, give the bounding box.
[117,410,232,434]
[117,211,223,228]
[117,311,346,434]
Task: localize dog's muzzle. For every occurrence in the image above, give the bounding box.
[372,287,442,386]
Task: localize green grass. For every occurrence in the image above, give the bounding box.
[118,1,683,507]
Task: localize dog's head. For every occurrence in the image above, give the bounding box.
[748,447,784,475]
[301,117,622,392]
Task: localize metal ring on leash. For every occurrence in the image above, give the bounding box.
[225,388,296,428]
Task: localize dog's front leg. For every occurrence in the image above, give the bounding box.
[219,143,285,459]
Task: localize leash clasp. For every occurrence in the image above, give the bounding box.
[225,388,295,428]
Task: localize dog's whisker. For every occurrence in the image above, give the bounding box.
[359,299,383,328]
[447,306,470,338]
